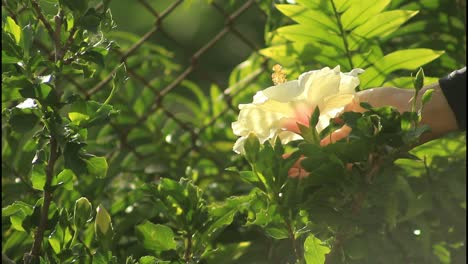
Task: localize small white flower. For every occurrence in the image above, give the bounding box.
[232,66,364,154]
[16,98,37,109]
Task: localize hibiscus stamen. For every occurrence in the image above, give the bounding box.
[272,64,287,85]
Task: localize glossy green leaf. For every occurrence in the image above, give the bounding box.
[5,17,21,44]
[139,256,168,264]
[351,10,419,48]
[2,51,21,64]
[341,0,390,30]
[304,233,331,264]
[74,197,93,228]
[52,169,74,190]
[359,49,444,88]
[277,25,345,53]
[31,164,46,191]
[264,226,289,239]
[68,100,90,125]
[276,5,339,33]
[95,205,113,238]
[85,156,108,178]
[135,221,177,253]
[295,0,333,15]
[2,201,34,217]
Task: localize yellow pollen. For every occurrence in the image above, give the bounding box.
[271,64,287,85]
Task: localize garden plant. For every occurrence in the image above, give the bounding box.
[2,0,466,263]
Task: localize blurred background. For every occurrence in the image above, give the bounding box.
[109,0,267,89]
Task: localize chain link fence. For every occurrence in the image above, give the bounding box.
[77,0,271,182]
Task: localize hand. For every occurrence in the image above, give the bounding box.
[320,84,459,146]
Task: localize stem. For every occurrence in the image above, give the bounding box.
[330,0,354,70]
[184,234,192,263]
[285,217,301,261]
[53,10,64,62]
[60,26,77,61]
[24,137,59,264]
[31,0,55,42]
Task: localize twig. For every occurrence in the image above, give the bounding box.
[24,137,59,264]
[30,0,55,42]
[53,10,64,62]
[285,219,301,261]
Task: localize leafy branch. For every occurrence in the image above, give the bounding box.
[24,137,59,264]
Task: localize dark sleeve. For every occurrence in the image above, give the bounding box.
[438,67,466,130]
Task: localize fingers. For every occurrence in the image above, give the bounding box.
[320,125,352,146]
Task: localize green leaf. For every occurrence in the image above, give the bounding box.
[341,0,390,30]
[275,4,339,34]
[277,25,345,53]
[60,0,89,14]
[239,171,260,184]
[69,100,90,125]
[63,142,87,176]
[68,99,118,127]
[206,195,251,238]
[244,133,260,163]
[7,108,39,133]
[5,17,21,45]
[74,197,93,228]
[359,49,444,88]
[85,156,108,178]
[421,88,434,106]
[2,50,21,64]
[139,256,169,264]
[95,205,113,238]
[77,8,102,32]
[52,169,75,190]
[295,0,333,15]
[264,226,289,239]
[135,221,177,253]
[351,10,419,47]
[304,233,331,264]
[48,226,63,254]
[31,164,46,191]
[2,201,34,217]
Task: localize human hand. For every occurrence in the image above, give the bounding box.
[320,84,458,146]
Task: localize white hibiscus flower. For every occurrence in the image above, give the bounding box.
[232,65,364,154]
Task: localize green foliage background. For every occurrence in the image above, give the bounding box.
[2,0,466,263]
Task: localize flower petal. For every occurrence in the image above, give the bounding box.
[259,80,302,102]
[339,68,364,93]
